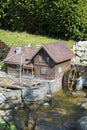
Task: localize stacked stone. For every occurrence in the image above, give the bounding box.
[72,41,87,65]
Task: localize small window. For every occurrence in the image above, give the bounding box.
[16,65,20,69]
[41,67,48,75]
[47,57,50,63]
[39,56,43,62]
[58,67,62,73]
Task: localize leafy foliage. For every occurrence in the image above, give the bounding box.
[0,0,87,40]
[0,118,17,130]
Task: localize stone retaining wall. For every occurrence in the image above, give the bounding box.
[72,41,87,65]
[0,71,61,109]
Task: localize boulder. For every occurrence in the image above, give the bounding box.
[72,41,87,65]
[22,82,49,102]
[0,89,22,109]
[77,116,87,130]
[82,52,87,61]
[0,71,61,109]
[0,78,14,87]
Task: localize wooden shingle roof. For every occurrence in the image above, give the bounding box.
[31,41,75,63]
[5,41,74,66]
[4,46,39,65]
[42,41,74,63]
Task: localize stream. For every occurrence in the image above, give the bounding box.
[1,90,87,130]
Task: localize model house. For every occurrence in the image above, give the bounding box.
[4,41,74,80]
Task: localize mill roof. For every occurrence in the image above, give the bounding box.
[4,46,39,66]
[4,41,74,66]
[32,41,75,63]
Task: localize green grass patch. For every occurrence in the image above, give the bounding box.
[0,29,57,47]
[0,29,75,47]
[52,90,84,113]
[52,90,85,122]
[40,90,85,124]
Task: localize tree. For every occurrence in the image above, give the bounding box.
[48,0,87,40]
[0,0,87,40]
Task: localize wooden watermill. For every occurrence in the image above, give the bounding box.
[62,65,84,91]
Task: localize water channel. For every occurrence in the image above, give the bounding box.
[1,90,87,130]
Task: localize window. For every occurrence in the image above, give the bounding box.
[39,56,43,62]
[41,67,48,75]
[47,57,50,63]
[16,65,20,70]
[58,67,62,73]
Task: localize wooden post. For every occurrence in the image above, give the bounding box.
[20,53,22,84]
[27,68,28,75]
[32,68,33,76]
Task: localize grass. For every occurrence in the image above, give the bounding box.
[40,90,85,124]
[52,90,85,112]
[0,29,75,47]
[52,90,85,122]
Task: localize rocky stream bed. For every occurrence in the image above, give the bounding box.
[0,71,87,130]
[1,90,87,130]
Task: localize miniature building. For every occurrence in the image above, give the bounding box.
[4,41,74,82]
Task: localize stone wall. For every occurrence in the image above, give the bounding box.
[72,41,87,65]
[0,71,61,109]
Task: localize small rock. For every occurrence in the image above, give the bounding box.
[43,102,50,106]
[76,51,83,57]
[0,93,6,104]
[77,116,87,130]
[0,110,4,116]
[72,91,86,98]
[80,101,87,110]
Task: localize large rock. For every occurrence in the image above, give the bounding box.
[72,41,87,65]
[22,80,61,103]
[82,52,87,61]
[77,116,87,130]
[0,71,61,109]
[0,71,15,88]
[0,89,22,109]
[22,82,49,102]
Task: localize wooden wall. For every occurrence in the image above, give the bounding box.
[55,60,71,85]
[33,48,71,80]
[7,64,20,73]
[7,48,71,82]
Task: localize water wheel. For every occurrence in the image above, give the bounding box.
[62,67,78,91]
